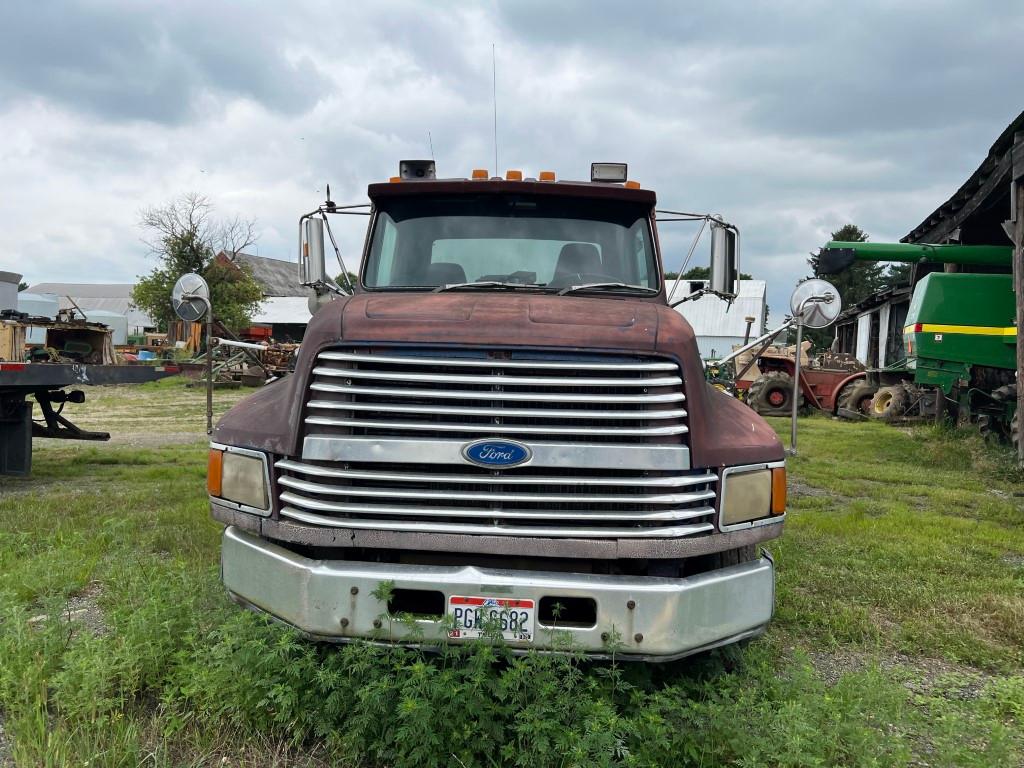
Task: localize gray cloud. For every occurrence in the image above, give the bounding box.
[0,2,325,123]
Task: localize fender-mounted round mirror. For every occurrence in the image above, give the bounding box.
[789,278,841,329]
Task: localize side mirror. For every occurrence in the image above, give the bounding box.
[301,217,326,284]
[709,223,738,297]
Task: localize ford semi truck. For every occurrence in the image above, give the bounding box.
[206,163,787,660]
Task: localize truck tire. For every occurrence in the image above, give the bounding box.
[747,372,802,416]
[838,381,876,419]
[868,385,908,422]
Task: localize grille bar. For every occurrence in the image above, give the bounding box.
[312,366,684,388]
[320,351,678,371]
[280,504,715,539]
[279,493,716,522]
[279,475,716,505]
[307,400,688,420]
[305,416,690,437]
[310,382,686,404]
[276,459,714,488]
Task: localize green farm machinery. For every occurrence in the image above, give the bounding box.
[818,241,1017,447]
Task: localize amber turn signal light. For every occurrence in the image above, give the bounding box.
[770,467,787,514]
[207,448,223,497]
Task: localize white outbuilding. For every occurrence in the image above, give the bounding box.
[673,279,768,360]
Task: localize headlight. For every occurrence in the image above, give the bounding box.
[720,465,786,528]
[207,445,270,513]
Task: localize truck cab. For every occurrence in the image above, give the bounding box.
[207,164,786,660]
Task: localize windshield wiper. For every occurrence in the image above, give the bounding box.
[557,282,659,296]
[433,281,544,293]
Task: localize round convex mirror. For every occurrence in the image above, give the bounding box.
[789,278,841,329]
[172,273,210,322]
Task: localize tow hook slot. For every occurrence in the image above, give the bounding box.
[387,588,445,618]
[538,596,597,628]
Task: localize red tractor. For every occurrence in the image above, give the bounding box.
[731,343,866,417]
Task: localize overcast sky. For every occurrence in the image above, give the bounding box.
[2,1,1022,317]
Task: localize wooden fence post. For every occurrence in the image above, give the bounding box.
[1013,131,1024,467]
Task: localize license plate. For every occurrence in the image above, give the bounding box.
[447,595,535,643]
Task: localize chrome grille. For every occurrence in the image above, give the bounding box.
[280,347,714,539]
[304,348,688,442]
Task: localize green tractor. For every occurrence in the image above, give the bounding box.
[818,241,1017,448]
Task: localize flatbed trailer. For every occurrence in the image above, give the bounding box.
[0,361,179,476]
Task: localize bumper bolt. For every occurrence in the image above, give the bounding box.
[634,633,643,643]
[626,600,636,610]
[373,618,382,629]
[340,617,349,628]
[350,586,359,595]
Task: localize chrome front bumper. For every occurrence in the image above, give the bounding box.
[221,526,775,660]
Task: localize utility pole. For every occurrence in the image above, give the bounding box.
[1013,131,1024,467]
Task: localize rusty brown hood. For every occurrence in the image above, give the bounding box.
[339,292,662,349]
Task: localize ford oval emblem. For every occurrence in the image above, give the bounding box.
[462,439,532,468]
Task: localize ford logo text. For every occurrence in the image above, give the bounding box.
[462,439,532,468]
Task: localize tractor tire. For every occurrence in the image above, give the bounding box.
[746,372,803,416]
[838,381,877,419]
[833,378,864,416]
[979,384,1018,446]
[869,385,909,423]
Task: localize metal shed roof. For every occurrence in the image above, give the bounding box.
[222,252,306,297]
[674,280,768,336]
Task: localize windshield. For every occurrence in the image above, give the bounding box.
[362,194,659,292]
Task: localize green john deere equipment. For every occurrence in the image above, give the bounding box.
[818,241,1017,447]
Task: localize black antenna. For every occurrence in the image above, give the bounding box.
[492,43,498,176]
[325,183,336,210]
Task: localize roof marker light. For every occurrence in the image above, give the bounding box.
[539,171,556,181]
[591,162,628,183]
[506,169,523,181]
[472,168,489,179]
[399,159,436,179]
[389,176,401,183]
[624,180,641,189]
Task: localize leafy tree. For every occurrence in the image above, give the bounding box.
[131,193,264,332]
[807,224,886,308]
[882,261,911,289]
[664,266,753,281]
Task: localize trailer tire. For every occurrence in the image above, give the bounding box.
[869,385,908,423]
[838,381,876,419]
[747,372,802,416]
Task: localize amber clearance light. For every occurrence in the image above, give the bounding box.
[207,448,223,496]
[771,467,787,515]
